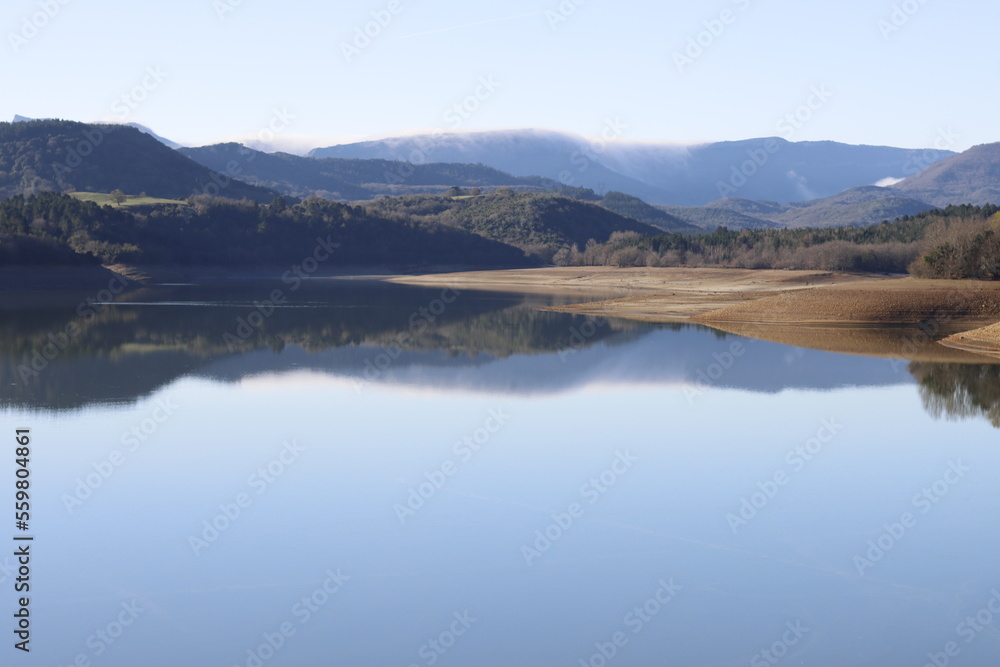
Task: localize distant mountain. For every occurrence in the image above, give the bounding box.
[595,191,698,233]
[310,129,955,206]
[115,122,182,149]
[0,120,275,201]
[658,205,781,230]
[311,129,671,202]
[179,143,553,200]
[772,187,935,227]
[663,187,934,230]
[705,197,788,218]
[892,143,1000,206]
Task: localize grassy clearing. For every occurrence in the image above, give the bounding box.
[69,192,188,207]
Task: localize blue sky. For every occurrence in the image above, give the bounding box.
[3,0,995,151]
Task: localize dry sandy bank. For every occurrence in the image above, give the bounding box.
[940,321,1000,358]
[386,268,1000,360]
[390,267,880,316]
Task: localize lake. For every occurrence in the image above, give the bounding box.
[2,279,999,666]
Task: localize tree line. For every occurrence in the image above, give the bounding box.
[2,189,998,280]
[552,205,1000,278]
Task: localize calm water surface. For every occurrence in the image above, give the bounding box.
[2,280,999,666]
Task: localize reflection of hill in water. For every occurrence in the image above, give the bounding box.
[911,363,1000,428]
[0,282,644,410]
[1,281,998,427]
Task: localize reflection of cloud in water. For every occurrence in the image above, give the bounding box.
[199,327,915,397]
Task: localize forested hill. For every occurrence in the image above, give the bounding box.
[0,120,275,202]
[0,193,531,268]
[0,189,670,268]
[2,191,999,282]
[179,143,555,200]
[365,191,665,257]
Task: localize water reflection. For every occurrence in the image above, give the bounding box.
[911,362,1000,427]
[1,280,999,427]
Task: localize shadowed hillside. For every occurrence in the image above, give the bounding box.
[0,120,275,201]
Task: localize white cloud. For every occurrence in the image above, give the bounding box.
[787,170,816,201]
[874,176,905,187]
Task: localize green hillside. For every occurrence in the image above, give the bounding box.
[69,192,187,207]
[366,191,664,260]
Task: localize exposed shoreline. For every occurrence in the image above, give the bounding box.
[940,322,1000,358]
[389,266,882,311]
[387,267,1000,361]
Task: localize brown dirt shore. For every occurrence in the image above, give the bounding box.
[692,278,1000,325]
[386,267,1000,361]
[941,322,1000,358]
[389,267,880,314]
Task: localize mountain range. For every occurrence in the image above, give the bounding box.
[3,118,999,232]
[309,129,956,207]
[177,142,555,201]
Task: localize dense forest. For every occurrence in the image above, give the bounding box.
[0,192,530,267]
[365,190,664,260]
